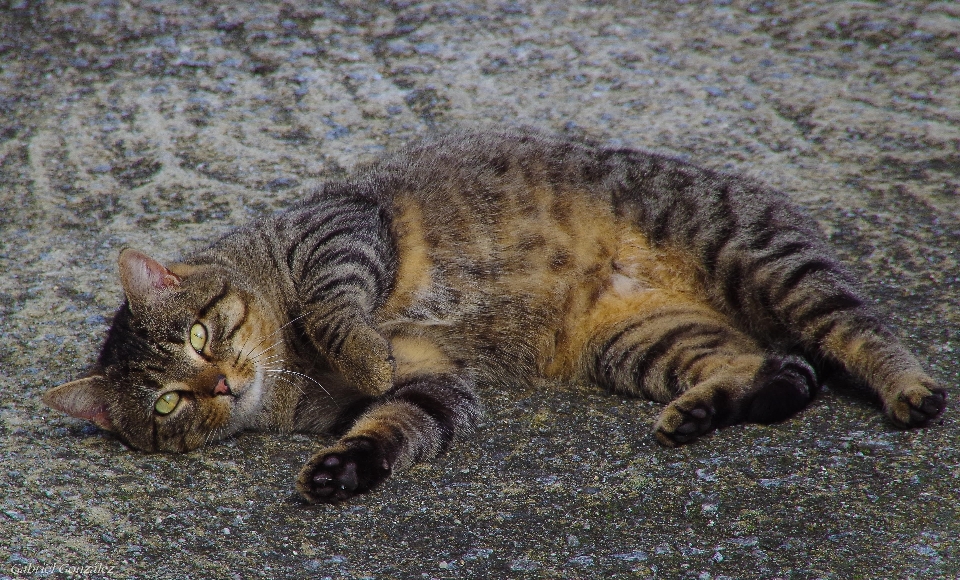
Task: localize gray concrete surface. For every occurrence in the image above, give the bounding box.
[1,1,958,578]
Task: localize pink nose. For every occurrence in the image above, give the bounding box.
[213,376,232,396]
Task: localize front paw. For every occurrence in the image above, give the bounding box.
[296,438,391,504]
[339,329,395,396]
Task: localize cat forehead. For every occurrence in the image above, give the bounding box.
[106,360,189,391]
[164,273,231,309]
[98,309,191,373]
[119,273,233,329]
[126,303,192,338]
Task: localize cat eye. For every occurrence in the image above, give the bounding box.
[189,323,207,353]
[154,392,181,415]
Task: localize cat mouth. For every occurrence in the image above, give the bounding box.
[221,365,266,423]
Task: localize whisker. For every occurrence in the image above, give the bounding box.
[265,368,338,407]
[266,372,306,396]
[254,353,286,366]
[241,352,285,378]
[201,413,219,448]
[240,312,310,362]
[249,339,286,363]
[203,426,217,448]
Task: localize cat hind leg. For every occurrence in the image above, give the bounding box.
[589,304,817,446]
[744,354,818,424]
[650,353,816,446]
[818,319,946,427]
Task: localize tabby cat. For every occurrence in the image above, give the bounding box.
[44,128,947,503]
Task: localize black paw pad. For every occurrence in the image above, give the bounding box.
[297,438,391,504]
[906,388,947,427]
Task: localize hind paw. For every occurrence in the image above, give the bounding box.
[654,400,717,447]
[746,355,816,424]
[887,383,947,428]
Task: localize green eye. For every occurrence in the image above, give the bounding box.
[155,392,181,415]
[189,323,207,353]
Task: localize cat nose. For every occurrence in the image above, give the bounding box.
[213,375,233,396]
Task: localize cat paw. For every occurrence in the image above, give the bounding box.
[339,329,395,396]
[746,355,816,424]
[887,383,947,428]
[654,400,717,447]
[296,438,391,504]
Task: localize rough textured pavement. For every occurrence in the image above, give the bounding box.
[1,1,958,578]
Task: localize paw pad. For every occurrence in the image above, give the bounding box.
[297,438,391,504]
[654,402,716,447]
[890,385,947,428]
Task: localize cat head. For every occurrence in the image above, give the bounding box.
[43,249,281,452]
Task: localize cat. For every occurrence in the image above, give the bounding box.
[43,127,947,504]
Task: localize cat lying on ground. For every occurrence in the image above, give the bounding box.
[44,128,947,503]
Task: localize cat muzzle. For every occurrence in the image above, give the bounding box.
[213,375,234,397]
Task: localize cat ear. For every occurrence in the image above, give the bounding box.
[118,248,181,312]
[43,377,114,432]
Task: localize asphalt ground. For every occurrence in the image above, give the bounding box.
[1,1,958,578]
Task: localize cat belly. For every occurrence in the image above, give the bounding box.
[377,188,712,385]
[537,229,710,382]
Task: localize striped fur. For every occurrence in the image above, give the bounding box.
[44,128,946,504]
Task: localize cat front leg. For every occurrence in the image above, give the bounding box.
[298,330,479,503]
[296,372,481,503]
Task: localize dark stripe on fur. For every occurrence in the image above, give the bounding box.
[196,285,230,320]
[386,375,481,452]
[655,328,731,380]
[751,241,811,269]
[294,224,362,271]
[674,348,717,382]
[746,206,781,251]
[722,261,746,312]
[701,221,736,273]
[629,322,716,384]
[309,273,376,305]
[789,291,864,327]
[773,259,836,301]
[327,396,376,436]
[222,304,249,345]
[322,318,349,354]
